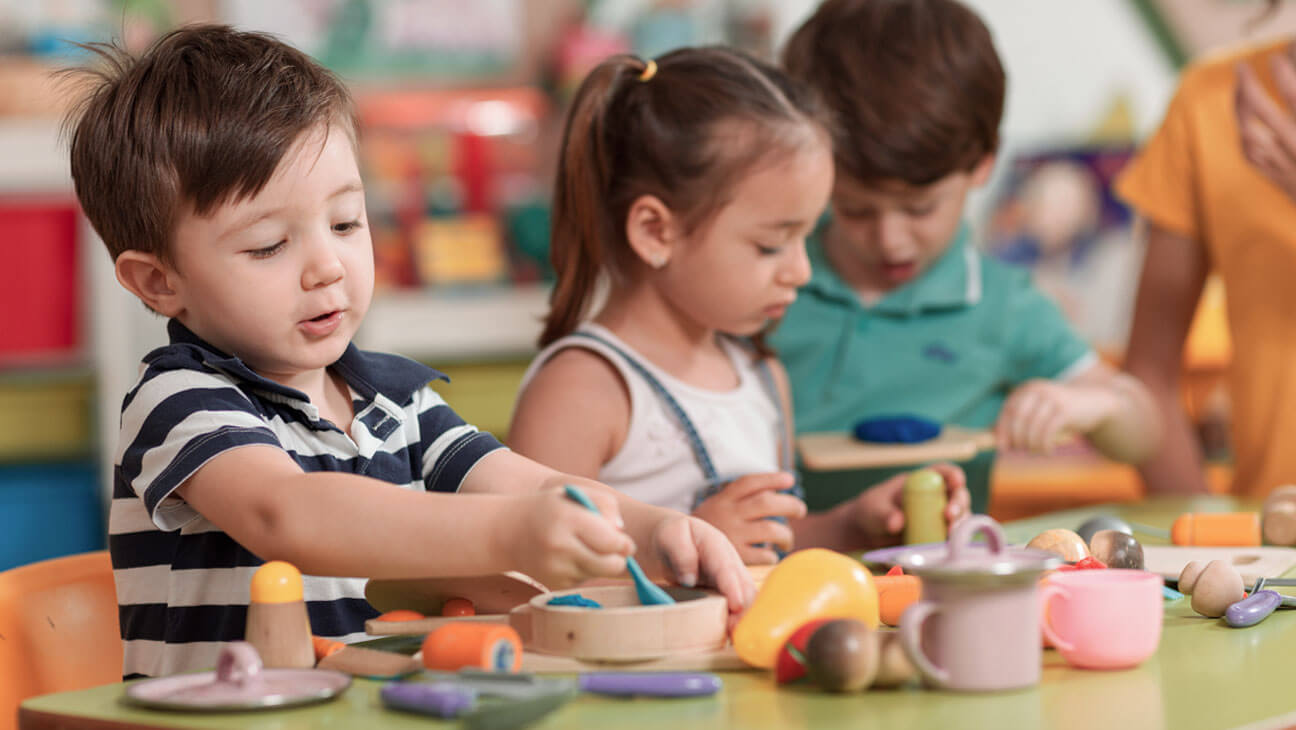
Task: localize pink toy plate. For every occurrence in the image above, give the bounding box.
[123,641,351,712]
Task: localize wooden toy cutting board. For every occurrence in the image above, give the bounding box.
[365,572,547,615]
[1144,545,1296,585]
[798,427,997,471]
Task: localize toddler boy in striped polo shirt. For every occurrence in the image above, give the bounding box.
[65,24,751,678]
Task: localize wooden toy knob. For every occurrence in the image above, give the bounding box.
[1263,501,1296,547]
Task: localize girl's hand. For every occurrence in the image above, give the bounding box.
[848,463,968,546]
[692,472,807,565]
[995,379,1119,454]
[651,514,756,622]
[495,487,635,589]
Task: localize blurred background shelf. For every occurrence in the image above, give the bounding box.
[357,286,549,362]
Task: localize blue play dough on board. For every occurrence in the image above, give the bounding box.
[852,415,941,444]
[547,594,603,608]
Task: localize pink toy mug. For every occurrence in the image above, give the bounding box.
[1040,569,1163,670]
[897,515,1061,692]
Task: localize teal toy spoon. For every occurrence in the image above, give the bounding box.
[563,485,675,605]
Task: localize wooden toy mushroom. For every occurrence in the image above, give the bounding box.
[1178,561,1207,594]
[1263,485,1296,546]
[1188,560,1246,618]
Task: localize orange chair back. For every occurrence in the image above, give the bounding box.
[0,551,121,730]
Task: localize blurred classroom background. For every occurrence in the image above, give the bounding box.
[0,0,1288,569]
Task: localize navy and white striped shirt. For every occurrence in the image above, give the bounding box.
[109,320,503,677]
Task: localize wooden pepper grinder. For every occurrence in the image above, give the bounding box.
[244,561,314,668]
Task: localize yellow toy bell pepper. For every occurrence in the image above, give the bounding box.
[733,548,879,668]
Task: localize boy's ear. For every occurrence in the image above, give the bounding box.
[624,194,678,270]
[115,251,184,317]
[970,153,997,187]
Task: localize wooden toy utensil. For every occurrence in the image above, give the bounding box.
[563,485,674,605]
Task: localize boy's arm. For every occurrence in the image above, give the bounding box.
[176,445,633,585]
[1123,222,1212,494]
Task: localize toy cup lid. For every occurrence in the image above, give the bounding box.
[881,515,1061,586]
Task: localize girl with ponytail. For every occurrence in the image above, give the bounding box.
[511,47,969,563]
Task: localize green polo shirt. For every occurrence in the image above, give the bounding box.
[770,223,1094,514]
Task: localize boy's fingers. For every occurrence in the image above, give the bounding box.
[710,563,756,612]
[657,523,701,588]
[571,508,635,556]
[1237,64,1296,160]
[584,489,626,530]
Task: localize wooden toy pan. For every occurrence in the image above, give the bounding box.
[798,426,997,471]
[509,585,727,662]
[365,571,547,616]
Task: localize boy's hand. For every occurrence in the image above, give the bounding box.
[496,487,636,589]
[848,463,968,547]
[996,379,1119,453]
[651,514,756,619]
[691,472,807,565]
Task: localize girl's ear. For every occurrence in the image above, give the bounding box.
[970,153,997,187]
[625,194,679,270]
[115,251,184,317]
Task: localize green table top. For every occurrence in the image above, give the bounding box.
[21,496,1295,730]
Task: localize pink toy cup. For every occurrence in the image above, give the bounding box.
[896,516,1061,692]
[1040,569,1163,670]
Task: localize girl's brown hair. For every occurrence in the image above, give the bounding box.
[540,46,830,348]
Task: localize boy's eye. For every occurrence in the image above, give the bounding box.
[333,219,363,234]
[247,241,285,259]
[905,205,937,217]
[754,241,781,255]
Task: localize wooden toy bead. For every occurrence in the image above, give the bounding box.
[1088,530,1145,570]
[1026,529,1090,562]
[804,619,878,692]
[421,622,523,673]
[1263,486,1296,546]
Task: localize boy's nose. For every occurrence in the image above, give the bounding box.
[872,214,912,257]
[302,238,345,289]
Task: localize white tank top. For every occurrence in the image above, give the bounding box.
[519,323,783,514]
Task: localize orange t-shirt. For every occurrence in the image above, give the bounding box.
[1116,39,1296,497]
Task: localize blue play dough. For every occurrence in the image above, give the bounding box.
[852,415,941,444]
[547,594,603,608]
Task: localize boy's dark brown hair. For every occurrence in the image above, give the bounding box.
[542,46,830,349]
[783,0,1005,187]
[62,24,357,265]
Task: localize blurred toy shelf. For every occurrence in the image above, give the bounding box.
[357,286,548,361]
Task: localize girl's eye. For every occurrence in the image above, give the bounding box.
[248,241,285,259]
[333,219,363,234]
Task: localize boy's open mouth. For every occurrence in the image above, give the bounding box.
[309,311,336,322]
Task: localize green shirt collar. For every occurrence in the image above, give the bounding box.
[805,223,980,316]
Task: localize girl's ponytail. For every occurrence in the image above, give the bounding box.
[540,55,646,347]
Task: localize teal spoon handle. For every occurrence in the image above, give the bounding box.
[562,485,675,605]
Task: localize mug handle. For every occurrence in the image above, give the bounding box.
[947,514,1005,561]
[1038,582,1075,652]
[216,641,264,688]
[899,600,950,688]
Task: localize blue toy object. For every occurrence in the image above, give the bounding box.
[546,594,602,609]
[852,415,941,444]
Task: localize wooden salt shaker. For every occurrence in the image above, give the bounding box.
[244,561,315,668]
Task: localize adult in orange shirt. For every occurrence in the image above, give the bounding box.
[1117,38,1296,498]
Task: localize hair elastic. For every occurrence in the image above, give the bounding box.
[638,59,658,82]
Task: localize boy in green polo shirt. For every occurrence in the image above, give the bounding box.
[773,0,1160,514]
